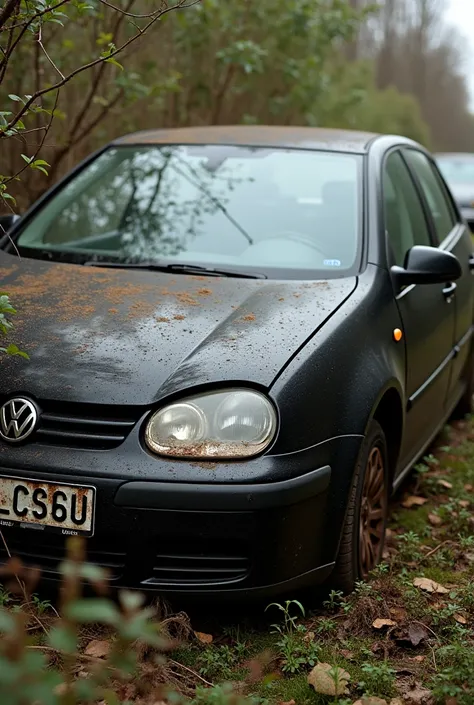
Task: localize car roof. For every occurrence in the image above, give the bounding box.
[113,125,379,154]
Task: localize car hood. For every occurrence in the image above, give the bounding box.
[0,255,357,405]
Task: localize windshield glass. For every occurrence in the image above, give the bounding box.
[17,145,362,277]
[437,155,474,184]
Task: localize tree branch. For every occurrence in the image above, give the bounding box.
[2,90,59,187]
[0,0,195,138]
[0,0,21,31]
[66,0,135,142]
[98,0,200,19]
[0,0,70,33]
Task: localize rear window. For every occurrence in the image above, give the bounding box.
[17,144,362,278]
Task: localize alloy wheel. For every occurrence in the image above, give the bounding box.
[359,445,386,577]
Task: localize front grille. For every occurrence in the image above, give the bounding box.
[0,396,144,450]
[143,542,250,587]
[0,533,126,581]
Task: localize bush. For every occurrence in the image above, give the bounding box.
[0,537,258,705]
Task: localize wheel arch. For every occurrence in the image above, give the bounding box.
[370,385,404,487]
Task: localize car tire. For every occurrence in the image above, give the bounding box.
[331,419,389,594]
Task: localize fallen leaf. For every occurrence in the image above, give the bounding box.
[195,631,213,644]
[413,577,448,594]
[428,513,442,526]
[373,618,397,629]
[303,630,315,643]
[407,622,430,646]
[402,496,428,508]
[454,614,467,624]
[437,479,452,489]
[390,606,408,621]
[84,640,110,659]
[464,484,473,492]
[341,649,355,660]
[458,500,470,508]
[465,552,474,562]
[400,684,433,704]
[307,663,350,696]
[409,655,426,663]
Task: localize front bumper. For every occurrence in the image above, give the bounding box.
[0,435,362,600]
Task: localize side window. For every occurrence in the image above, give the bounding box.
[383,152,431,267]
[403,150,457,244]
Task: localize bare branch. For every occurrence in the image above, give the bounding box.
[98,0,200,19]
[37,25,65,80]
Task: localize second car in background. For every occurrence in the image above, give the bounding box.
[436,153,474,229]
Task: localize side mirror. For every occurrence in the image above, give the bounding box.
[391,245,462,289]
[0,214,21,234]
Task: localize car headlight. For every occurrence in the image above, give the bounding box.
[145,389,277,459]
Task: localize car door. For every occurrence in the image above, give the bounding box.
[402,148,474,410]
[382,150,456,473]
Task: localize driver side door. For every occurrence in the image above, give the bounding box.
[383,150,456,474]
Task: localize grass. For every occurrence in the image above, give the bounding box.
[3,416,474,704]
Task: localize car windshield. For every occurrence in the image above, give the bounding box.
[17,144,362,278]
[437,156,474,184]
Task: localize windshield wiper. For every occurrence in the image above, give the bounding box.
[84,260,266,279]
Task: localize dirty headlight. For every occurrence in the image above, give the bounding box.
[145,389,277,459]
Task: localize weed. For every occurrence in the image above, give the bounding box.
[358,661,396,698]
[353,580,375,598]
[192,683,268,705]
[438,501,472,532]
[198,644,243,680]
[314,617,338,636]
[323,589,344,611]
[30,593,52,615]
[459,534,474,550]
[370,562,390,577]
[276,629,321,674]
[0,585,11,607]
[395,531,424,562]
[431,644,474,704]
[265,599,305,635]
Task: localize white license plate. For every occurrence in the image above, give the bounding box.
[0,476,96,537]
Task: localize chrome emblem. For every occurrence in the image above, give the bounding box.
[0,398,38,443]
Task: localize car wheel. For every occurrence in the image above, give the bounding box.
[331,419,389,594]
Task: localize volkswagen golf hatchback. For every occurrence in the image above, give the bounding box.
[0,126,473,599]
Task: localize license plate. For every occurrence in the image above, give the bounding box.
[0,476,96,537]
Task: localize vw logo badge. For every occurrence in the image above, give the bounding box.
[0,398,38,443]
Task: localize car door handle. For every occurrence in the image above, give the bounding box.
[442,281,457,302]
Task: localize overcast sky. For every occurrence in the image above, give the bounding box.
[446,0,474,109]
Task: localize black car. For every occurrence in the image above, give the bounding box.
[0,126,473,599]
[435,152,474,229]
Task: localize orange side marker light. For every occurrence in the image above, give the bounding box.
[393,328,403,342]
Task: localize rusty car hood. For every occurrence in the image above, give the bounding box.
[0,253,357,405]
